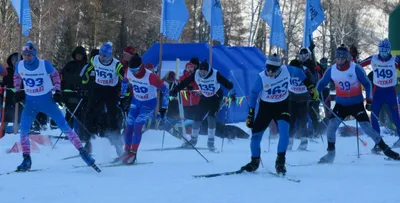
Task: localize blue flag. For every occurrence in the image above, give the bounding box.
[10,0,32,37]
[303,0,325,47]
[202,0,225,43]
[160,0,189,41]
[260,0,287,50]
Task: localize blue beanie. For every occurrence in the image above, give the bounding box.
[99,41,113,57]
[22,41,37,56]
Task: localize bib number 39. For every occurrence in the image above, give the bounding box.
[339,81,351,90]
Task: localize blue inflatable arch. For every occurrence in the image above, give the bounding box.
[142,43,266,123]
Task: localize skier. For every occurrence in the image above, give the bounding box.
[60,46,88,128]
[287,59,316,151]
[360,39,400,151]
[317,45,400,163]
[241,54,319,175]
[13,41,95,171]
[117,54,169,164]
[299,47,322,137]
[81,42,125,155]
[1,53,20,136]
[172,60,233,151]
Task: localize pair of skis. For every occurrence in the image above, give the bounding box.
[193,169,301,183]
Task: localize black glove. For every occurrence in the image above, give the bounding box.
[365,99,372,111]
[14,91,25,103]
[246,108,255,128]
[158,108,167,119]
[118,97,131,112]
[77,90,88,98]
[53,90,63,104]
[170,88,178,97]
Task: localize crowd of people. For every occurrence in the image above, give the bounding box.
[1,38,399,175]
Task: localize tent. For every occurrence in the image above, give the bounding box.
[142,43,266,123]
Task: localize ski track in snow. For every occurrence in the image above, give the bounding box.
[1,121,400,203]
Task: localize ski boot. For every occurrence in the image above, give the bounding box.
[124,150,137,165]
[207,138,217,152]
[287,138,293,151]
[275,154,286,175]
[241,157,260,172]
[378,140,400,160]
[181,136,197,148]
[392,138,400,149]
[371,144,382,154]
[297,138,308,151]
[318,150,335,164]
[16,154,32,172]
[79,148,95,166]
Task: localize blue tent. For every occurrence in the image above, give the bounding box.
[142,43,266,123]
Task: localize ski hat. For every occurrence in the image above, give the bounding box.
[335,45,349,59]
[378,38,391,58]
[99,41,113,57]
[22,41,37,56]
[123,46,136,56]
[299,47,311,62]
[199,60,209,71]
[129,54,142,73]
[265,54,281,73]
[289,59,302,69]
[190,57,200,67]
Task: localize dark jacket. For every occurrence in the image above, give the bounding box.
[289,65,315,102]
[3,53,22,107]
[61,46,88,91]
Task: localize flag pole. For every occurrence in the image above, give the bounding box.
[14,24,22,134]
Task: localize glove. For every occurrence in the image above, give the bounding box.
[246,108,255,128]
[365,99,372,111]
[77,90,88,98]
[14,91,25,103]
[118,97,131,112]
[308,85,319,101]
[170,88,178,97]
[53,90,63,104]
[158,108,167,119]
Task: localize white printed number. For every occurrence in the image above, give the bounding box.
[167,0,175,4]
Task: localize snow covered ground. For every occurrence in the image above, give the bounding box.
[1,122,400,203]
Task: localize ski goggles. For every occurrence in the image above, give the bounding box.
[266,64,280,73]
[129,63,142,73]
[379,47,391,56]
[22,45,34,55]
[335,50,349,59]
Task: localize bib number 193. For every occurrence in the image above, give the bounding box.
[23,78,44,87]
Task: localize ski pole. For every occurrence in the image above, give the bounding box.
[310,106,325,144]
[0,86,6,139]
[370,111,395,135]
[60,101,93,140]
[356,121,360,158]
[161,128,166,150]
[319,99,367,146]
[52,98,83,149]
[164,118,209,163]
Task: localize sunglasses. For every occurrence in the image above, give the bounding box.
[22,45,34,52]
